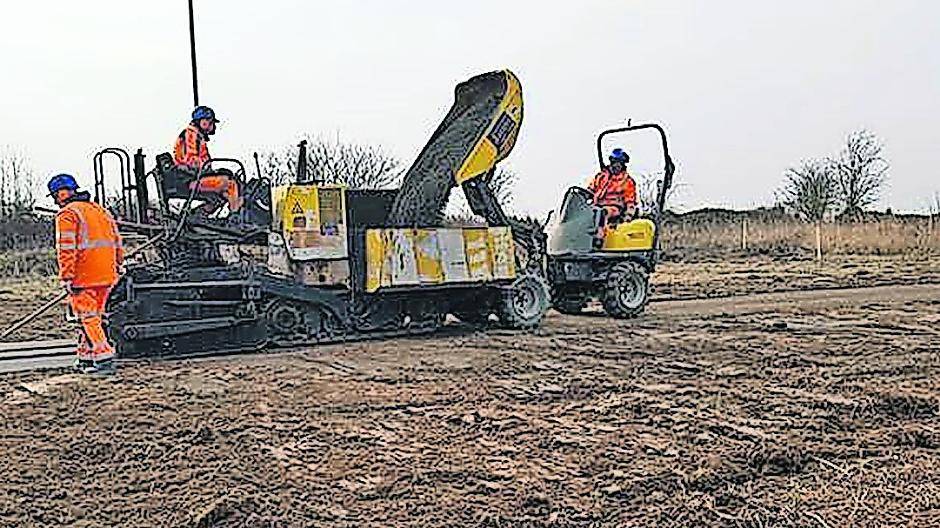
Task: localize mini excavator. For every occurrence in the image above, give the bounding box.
[94,71,550,358]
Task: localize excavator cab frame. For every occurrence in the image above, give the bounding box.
[546,121,676,318]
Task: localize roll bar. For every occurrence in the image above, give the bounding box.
[596,122,677,267]
[596,123,675,195]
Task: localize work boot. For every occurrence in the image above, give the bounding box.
[74,358,94,373]
[86,359,117,376]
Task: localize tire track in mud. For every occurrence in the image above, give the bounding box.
[1,285,940,526]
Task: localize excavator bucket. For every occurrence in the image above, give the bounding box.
[386,70,523,226]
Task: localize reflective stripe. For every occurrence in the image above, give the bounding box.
[58,243,78,250]
[65,203,119,251]
[78,239,119,250]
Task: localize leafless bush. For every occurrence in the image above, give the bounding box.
[0,150,50,251]
[835,129,889,219]
[445,167,517,222]
[261,136,403,189]
[635,171,685,214]
[778,159,838,222]
[0,149,37,216]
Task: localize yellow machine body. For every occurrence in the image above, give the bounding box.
[601,219,656,252]
[269,184,351,286]
[271,184,348,260]
[365,227,516,293]
[454,70,524,185]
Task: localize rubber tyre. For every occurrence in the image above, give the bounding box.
[552,290,588,315]
[498,275,551,329]
[602,261,650,319]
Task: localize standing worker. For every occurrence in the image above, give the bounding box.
[49,174,124,375]
[173,105,243,214]
[588,148,638,231]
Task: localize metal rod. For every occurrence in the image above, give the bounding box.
[0,293,68,340]
[188,0,199,107]
[0,234,165,339]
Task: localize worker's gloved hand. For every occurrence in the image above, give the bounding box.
[625,204,637,220]
[62,282,77,295]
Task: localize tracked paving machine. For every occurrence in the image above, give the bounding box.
[97,71,549,358]
[546,123,675,318]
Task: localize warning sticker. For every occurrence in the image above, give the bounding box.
[290,201,304,215]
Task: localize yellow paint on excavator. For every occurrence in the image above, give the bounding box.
[454,70,524,185]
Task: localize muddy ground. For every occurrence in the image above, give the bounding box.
[2,253,937,342]
[1,277,939,526]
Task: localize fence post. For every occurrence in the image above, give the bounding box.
[815,221,823,262]
[741,218,748,251]
[929,214,935,247]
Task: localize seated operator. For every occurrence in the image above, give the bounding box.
[173,105,243,214]
[587,148,637,231]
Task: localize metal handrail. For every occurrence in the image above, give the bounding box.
[93,147,136,221]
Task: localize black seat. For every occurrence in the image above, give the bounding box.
[154,152,224,209]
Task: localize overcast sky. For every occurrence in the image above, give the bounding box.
[1,0,937,214]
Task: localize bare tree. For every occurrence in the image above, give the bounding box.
[0,149,49,251]
[835,129,889,219]
[779,158,838,222]
[0,148,37,217]
[445,167,517,222]
[481,167,517,206]
[262,136,403,189]
[634,171,685,213]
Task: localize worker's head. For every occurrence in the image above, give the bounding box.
[47,173,80,207]
[608,148,630,174]
[191,105,220,136]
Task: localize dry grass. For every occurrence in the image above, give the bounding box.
[653,254,940,300]
[0,249,56,279]
[663,217,940,260]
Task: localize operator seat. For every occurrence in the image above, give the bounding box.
[154,152,225,211]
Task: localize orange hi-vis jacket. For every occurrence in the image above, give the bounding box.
[174,123,211,172]
[55,194,124,288]
[588,169,637,211]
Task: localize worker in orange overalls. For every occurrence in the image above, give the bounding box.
[173,105,243,214]
[49,174,124,375]
[588,148,638,234]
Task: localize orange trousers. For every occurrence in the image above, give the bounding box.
[191,175,241,212]
[68,286,115,361]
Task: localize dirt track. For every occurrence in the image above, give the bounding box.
[1,283,939,527]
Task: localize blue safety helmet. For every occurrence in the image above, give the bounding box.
[609,148,630,164]
[192,105,220,123]
[47,173,79,196]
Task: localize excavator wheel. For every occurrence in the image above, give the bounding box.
[602,261,650,319]
[498,275,550,329]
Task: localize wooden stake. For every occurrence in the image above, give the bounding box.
[741,218,748,251]
[815,222,823,261]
